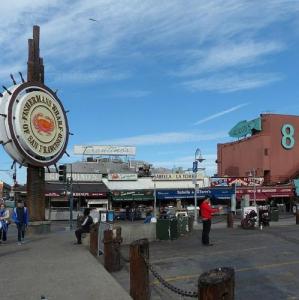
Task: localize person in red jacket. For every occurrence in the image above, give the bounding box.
[200,196,219,246]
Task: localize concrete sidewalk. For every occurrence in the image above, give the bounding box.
[0,224,131,300]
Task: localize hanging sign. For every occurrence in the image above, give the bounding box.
[0,82,69,166]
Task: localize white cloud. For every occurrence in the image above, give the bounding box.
[178,41,284,76]
[97,131,227,146]
[184,73,283,93]
[0,1,298,87]
[194,103,249,125]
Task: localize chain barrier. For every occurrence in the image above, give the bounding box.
[142,254,198,298]
[115,247,130,263]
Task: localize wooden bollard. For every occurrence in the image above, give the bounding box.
[198,267,235,300]
[89,223,99,257]
[227,212,234,228]
[296,205,299,225]
[104,229,114,272]
[130,239,150,300]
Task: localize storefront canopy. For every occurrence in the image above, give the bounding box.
[156,188,234,200]
[236,185,294,201]
[110,190,154,202]
[45,183,108,197]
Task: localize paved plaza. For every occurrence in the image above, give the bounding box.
[0,223,131,300]
[114,216,299,300]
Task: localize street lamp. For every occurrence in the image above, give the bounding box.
[193,148,205,226]
[248,169,257,206]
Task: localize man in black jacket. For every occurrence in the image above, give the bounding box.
[74,208,93,244]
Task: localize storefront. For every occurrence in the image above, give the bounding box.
[45,182,109,210]
[236,185,294,210]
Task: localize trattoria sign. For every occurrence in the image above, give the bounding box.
[0,82,69,166]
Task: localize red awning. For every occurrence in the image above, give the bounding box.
[236,186,294,201]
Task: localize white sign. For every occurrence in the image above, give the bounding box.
[153,173,204,181]
[0,83,68,167]
[108,173,138,181]
[73,145,136,156]
[45,173,102,182]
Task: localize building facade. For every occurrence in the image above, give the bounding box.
[217,114,299,184]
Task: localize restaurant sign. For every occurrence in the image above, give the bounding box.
[74,145,136,156]
[153,173,203,181]
[229,117,261,139]
[236,186,294,201]
[211,177,264,187]
[111,190,154,201]
[108,173,138,181]
[156,188,234,200]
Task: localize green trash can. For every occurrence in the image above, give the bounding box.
[156,219,170,240]
[270,207,279,221]
[170,218,179,240]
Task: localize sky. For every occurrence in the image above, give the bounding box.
[0,0,299,184]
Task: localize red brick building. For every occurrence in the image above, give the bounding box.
[217,114,299,185]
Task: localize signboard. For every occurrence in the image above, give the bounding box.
[73,145,136,156]
[45,173,102,182]
[211,177,264,187]
[111,190,154,201]
[0,82,69,167]
[156,188,234,200]
[108,173,138,181]
[236,186,294,201]
[153,173,204,181]
[45,191,106,197]
[229,117,261,138]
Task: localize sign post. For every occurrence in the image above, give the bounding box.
[0,26,69,226]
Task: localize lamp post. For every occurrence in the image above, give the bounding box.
[193,148,205,226]
[249,169,257,206]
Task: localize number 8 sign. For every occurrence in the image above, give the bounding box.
[281,124,295,149]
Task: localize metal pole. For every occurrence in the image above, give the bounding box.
[253,169,256,206]
[70,163,73,229]
[194,179,198,225]
[154,182,157,218]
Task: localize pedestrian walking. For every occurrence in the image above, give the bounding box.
[200,197,220,246]
[74,208,93,245]
[12,200,29,245]
[0,202,10,243]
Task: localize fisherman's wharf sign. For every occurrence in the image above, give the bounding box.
[0,82,69,166]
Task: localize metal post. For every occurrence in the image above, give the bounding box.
[194,180,198,226]
[69,163,73,230]
[154,182,157,219]
[253,169,256,206]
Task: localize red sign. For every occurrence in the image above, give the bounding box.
[236,186,294,201]
[211,177,264,187]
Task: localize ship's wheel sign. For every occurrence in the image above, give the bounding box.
[0,81,69,167]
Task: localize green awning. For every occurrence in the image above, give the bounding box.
[111,190,154,201]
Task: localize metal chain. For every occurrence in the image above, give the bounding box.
[115,246,130,263]
[142,255,198,298]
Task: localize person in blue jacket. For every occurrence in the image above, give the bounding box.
[12,200,29,245]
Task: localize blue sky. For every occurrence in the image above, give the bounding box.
[1,0,299,184]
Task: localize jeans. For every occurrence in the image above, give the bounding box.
[16,223,26,242]
[75,228,89,244]
[0,229,7,241]
[202,219,211,245]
